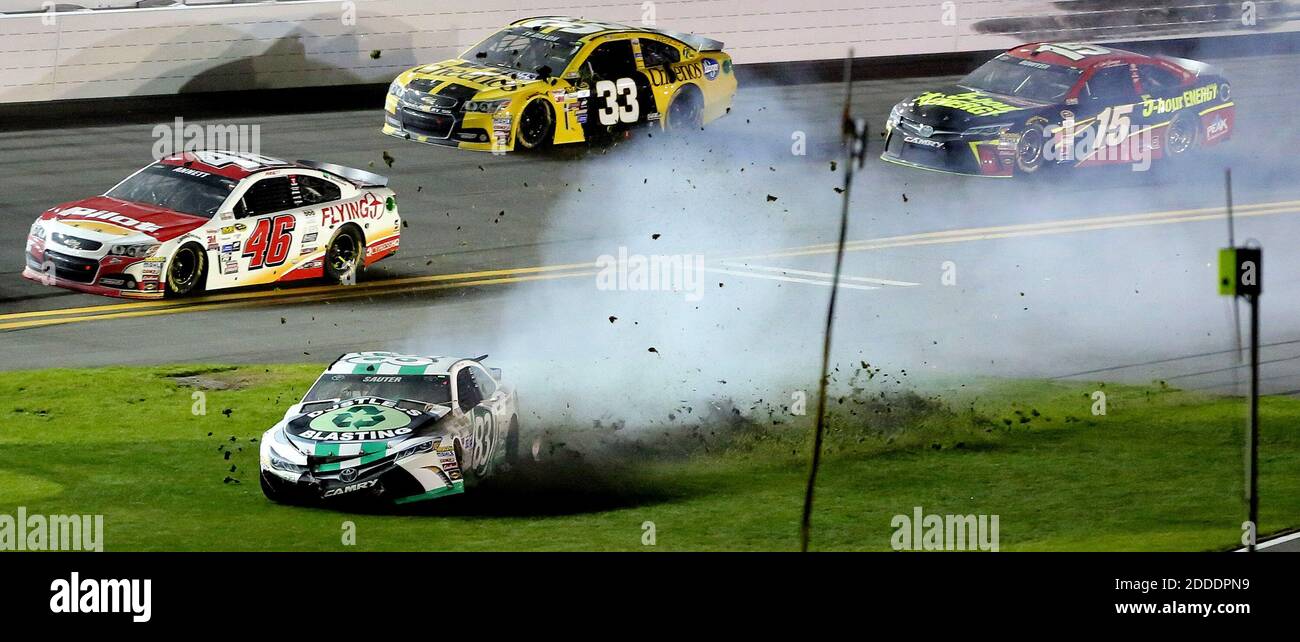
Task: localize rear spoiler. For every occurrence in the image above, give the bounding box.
[297,160,389,188]
[1156,55,1223,78]
[645,28,723,52]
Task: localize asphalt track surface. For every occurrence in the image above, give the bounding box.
[3,51,1300,413]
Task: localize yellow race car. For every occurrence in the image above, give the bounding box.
[383,16,737,152]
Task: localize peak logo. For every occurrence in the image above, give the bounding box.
[49,572,151,623]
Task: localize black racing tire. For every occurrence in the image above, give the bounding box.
[260,471,305,505]
[324,226,365,284]
[165,243,207,297]
[666,87,704,132]
[504,416,521,466]
[1015,126,1046,175]
[515,99,555,151]
[1164,111,1199,161]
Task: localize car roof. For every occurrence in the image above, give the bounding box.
[1005,42,1153,70]
[324,352,471,376]
[157,151,300,181]
[507,15,721,50]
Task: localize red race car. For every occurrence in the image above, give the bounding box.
[24,151,401,298]
[883,42,1235,176]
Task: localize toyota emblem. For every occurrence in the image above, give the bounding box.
[339,468,358,482]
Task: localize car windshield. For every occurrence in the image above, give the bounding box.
[303,374,451,406]
[959,56,1081,103]
[104,164,238,218]
[463,27,583,76]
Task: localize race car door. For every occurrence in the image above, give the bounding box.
[1076,62,1143,165]
[575,37,654,140]
[223,175,304,287]
[452,365,502,476]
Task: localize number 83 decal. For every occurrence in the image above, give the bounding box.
[595,77,639,126]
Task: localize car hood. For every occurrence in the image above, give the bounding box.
[43,196,209,243]
[896,84,1053,132]
[280,397,451,459]
[401,59,546,99]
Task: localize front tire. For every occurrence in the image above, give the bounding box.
[515,99,555,150]
[260,471,304,505]
[165,243,206,297]
[324,227,365,284]
[1015,126,1045,175]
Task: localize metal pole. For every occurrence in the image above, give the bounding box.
[1248,293,1259,552]
[800,53,857,553]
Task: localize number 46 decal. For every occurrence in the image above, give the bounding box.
[596,77,639,126]
[242,214,296,270]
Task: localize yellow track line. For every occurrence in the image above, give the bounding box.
[0,270,596,331]
[728,199,1300,262]
[5,198,1299,330]
[0,261,596,322]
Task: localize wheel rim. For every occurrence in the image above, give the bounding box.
[670,97,700,130]
[328,234,358,272]
[1017,129,1043,169]
[1167,117,1195,155]
[169,248,198,292]
[518,103,549,147]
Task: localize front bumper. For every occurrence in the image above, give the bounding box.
[880,126,1016,177]
[382,107,508,152]
[261,441,465,505]
[24,238,166,299]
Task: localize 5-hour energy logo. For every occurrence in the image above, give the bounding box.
[1140,84,1219,117]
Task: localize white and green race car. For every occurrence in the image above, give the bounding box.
[259,351,520,505]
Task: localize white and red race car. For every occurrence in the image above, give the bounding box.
[23,151,401,298]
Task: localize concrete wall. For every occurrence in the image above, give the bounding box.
[0,0,1293,103]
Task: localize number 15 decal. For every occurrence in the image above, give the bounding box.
[243,214,296,270]
[596,77,639,126]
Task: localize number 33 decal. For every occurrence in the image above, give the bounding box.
[596,78,639,126]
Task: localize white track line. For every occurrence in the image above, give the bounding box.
[1234,530,1300,552]
[703,267,880,291]
[718,262,921,287]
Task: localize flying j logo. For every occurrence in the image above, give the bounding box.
[322,193,386,226]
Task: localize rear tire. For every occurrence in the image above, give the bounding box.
[324,226,365,284]
[165,243,206,297]
[504,416,520,466]
[1164,111,1199,161]
[666,88,704,132]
